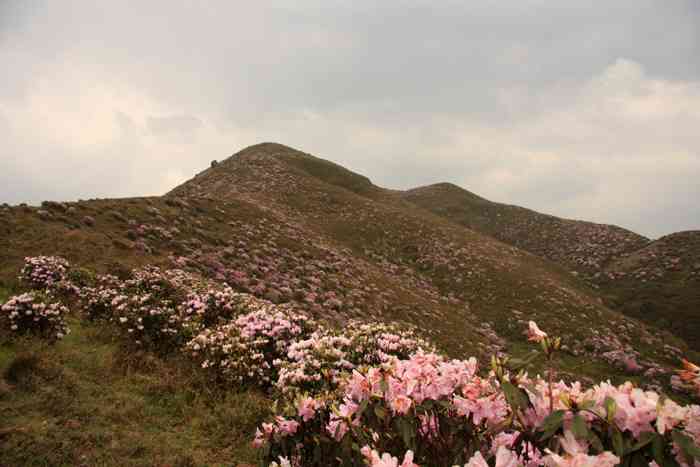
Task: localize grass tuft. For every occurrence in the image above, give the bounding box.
[3,352,42,385]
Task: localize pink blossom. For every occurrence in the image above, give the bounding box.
[297,397,320,422]
[543,431,619,467]
[360,447,418,467]
[527,321,547,342]
[389,394,413,415]
[464,451,488,467]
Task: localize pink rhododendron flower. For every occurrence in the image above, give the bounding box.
[360,447,418,467]
[657,398,688,434]
[527,321,547,342]
[389,394,413,415]
[543,431,619,467]
[326,419,348,441]
[275,416,299,436]
[297,396,320,422]
[464,451,488,467]
[494,446,521,467]
[463,447,520,467]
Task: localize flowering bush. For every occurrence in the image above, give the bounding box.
[19,256,70,289]
[79,274,121,321]
[18,255,81,298]
[276,321,434,398]
[6,256,700,466]
[255,322,700,467]
[178,285,249,330]
[1,292,70,342]
[185,302,315,386]
[106,267,198,352]
[77,266,205,352]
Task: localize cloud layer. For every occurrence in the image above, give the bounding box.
[1,1,699,238]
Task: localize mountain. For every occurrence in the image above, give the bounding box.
[401,181,700,350]
[401,182,650,278]
[597,230,700,349]
[0,143,694,385]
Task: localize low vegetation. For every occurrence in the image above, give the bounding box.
[2,142,699,465]
[1,257,699,466]
[401,182,700,352]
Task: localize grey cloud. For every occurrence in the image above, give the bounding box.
[1,0,699,238]
[148,115,202,135]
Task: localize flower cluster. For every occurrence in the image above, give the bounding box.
[185,303,315,385]
[178,285,249,330]
[78,274,122,320]
[9,253,698,466]
[277,321,433,397]
[1,292,70,341]
[256,322,700,467]
[77,266,203,352]
[17,255,81,299]
[19,255,70,289]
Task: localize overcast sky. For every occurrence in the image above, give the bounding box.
[2,1,699,238]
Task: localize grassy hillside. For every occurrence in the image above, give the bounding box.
[168,143,691,379]
[2,142,699,464]
[401,182,650,278]
[399,182,700,351]
[597,231,700,349]
[0,320,267,466]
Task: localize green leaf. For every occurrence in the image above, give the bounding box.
[611,426,625,457]
[374,405,386,421]
[650,433,678,466]
[540,410,565,431]
[357,399,369,418]
[629,450,650,467]
[651,432,665,464]
[588,430,604,453]
[502,381,530,412]
[399,418,415,449]
[628,431,655,453]
[571,414,588,440]
[577,399,595,411]
[539,410,565,441]
[604,397,617,422]
[672,430,700,462]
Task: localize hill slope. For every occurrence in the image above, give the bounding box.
[597,231,700,349]
[400,182,700,350]
[402,182,650,278]
[0,142,692,386]
[167,143,691,379]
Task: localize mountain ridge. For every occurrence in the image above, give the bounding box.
[396,176,699,350]
[2,142,697,389]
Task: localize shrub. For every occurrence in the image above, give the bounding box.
[79,274,121,322]
[19,256,70,290]
[255,322,700,467]
[1,292,70,342]
[276,321,433,398]
[178,285,250,330]
[185,303,315,386]
[79,267,203,352]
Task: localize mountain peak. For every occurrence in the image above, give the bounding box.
[173,141,377,199]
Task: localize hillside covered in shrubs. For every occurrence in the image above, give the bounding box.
[1,142,699,465]
[402,181,700,351]
[1,255,700,466]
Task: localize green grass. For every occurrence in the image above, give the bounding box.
[0,319,269,466]
[0,287,9,304]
